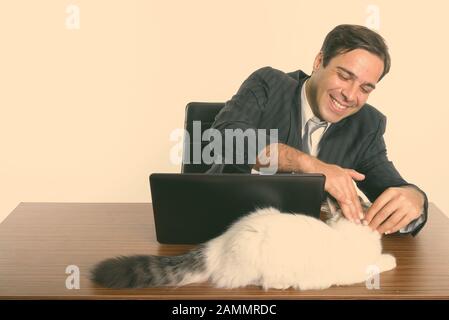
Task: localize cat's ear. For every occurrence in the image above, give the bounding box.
[323,196,341,216]
[358,196,372,213]
[320,197,339,215]
[328,197,340,215]
[321,196,343,223]
[320,199,331,214]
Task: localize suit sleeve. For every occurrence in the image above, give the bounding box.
[355,115,428,236]
[206,68,275,173]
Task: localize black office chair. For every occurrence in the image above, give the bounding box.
[181,102,225,173]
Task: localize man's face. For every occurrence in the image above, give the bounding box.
[307,48,384,123]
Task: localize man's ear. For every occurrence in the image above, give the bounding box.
[312,51,324,72]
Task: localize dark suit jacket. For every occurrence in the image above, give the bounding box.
[208,66,427,236]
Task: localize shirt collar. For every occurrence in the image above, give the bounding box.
[300,79,330,132]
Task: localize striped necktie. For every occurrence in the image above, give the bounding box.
[302,116,327,156]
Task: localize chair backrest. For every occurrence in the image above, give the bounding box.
[182,102,225,173]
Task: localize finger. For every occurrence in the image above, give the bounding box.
[328,185,351,205]
[343,169,365,222]
[355,196,365,221]
[347,169,365,181]
[377,209,407,234]
[347,190,360,224]
[328,185,358,223]
[327,186,351,221]
[339,183,358,223]
[339,176,360,223]
[369,200,400,231]
[340,202,354,222]
[388,214,413,235]
[350,184,366,221]
[364,189,395,224]
[348,179,364,222]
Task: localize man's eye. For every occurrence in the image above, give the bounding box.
[338,73,350,81]
[361,87,371,94]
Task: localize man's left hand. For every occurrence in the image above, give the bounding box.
[363,186,425,234]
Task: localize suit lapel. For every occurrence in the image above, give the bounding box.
[317,117,348,160]
[286,71,310,150]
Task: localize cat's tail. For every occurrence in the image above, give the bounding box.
[90,245,208,288]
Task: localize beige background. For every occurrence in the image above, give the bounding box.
[1,0,448,223]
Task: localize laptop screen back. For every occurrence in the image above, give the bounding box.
[150,173,325,244]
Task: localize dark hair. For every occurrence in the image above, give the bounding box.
[320,24,391,81]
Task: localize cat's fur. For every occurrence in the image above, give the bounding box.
[91,198,396,290]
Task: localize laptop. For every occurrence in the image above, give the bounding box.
[149,173,325,244]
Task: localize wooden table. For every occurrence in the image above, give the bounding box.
[0,202,448,300]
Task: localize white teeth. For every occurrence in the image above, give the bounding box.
[332,97,347,110]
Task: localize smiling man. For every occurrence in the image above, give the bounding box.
[208,24,427,236]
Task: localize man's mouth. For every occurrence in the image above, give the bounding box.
[329,95,350,113]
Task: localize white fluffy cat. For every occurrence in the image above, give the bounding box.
[91,199,396,290]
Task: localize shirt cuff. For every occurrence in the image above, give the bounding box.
[399,211,426,233]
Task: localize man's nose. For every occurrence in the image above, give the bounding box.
[341,83,358,104]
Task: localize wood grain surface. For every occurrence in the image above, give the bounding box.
[0,202,448,299]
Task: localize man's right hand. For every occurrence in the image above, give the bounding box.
[310,159,365,224]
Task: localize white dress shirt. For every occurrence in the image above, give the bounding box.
[300,79,330,157]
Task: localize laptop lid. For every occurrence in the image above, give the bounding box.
[149,173,325,244]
